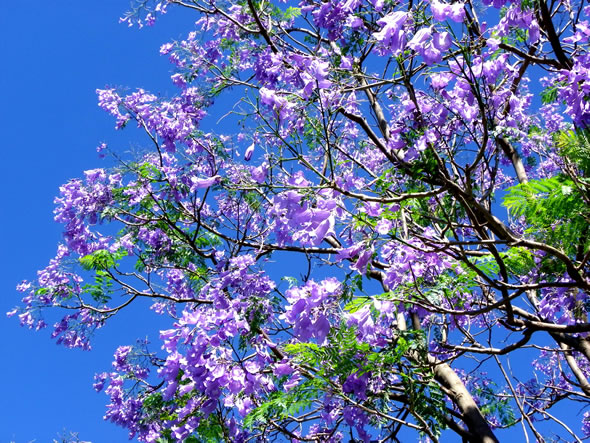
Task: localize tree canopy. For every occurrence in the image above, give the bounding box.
[10,0,590,441]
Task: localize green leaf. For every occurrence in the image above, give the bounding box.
[79,249,118,271]
[281,276,299,288]
[137,161,160,180]
[283,6,301,20]
[540,85,558,104]
[343,297,371,313]
[244,379,321,430]
[501,247,535,277]
[503,173,588,258]
[195,415,225,442]
[556,128,590,175]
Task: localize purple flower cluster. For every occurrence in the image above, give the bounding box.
[270,185,340,246]
[97,87,207,152]
[54,168,114,256]
[93,256,277,441]
[282,278,342,344]
[556,54,590,128]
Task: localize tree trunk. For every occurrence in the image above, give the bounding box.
[429,357,500,443]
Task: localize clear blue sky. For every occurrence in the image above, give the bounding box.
[0,3,195,442]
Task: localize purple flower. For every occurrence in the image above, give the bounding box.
[431,0,465,22]
[408,27,432,51]
[433,32,451,51]
[251,162,268,183]
[375,218,392,235]
[310,59,331,83]
[342,372,369,400]
[373,12,408,54]
[583,411,590,438]
[312,314,331,344]
[310,214,335,246]
[274,361,294,377]
[190,175,221,191]
[244,143,255,161]
[529,20,540,43]
[347,306,376,341]
[93,372,108,392]
[283,372,301,391]
[351,247,373,274]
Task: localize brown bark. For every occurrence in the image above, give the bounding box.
[429,357,500,443]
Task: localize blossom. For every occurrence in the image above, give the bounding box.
[431,0,465,22]
[190,175,221,191]
[375,218,392,234]
[244,142,255,161]
[373,11,408,54]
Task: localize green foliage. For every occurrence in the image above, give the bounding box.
[81,270,113,304]
[353,210,375,230]
[142,392,180,433]
[555,128,590,175]
[367,329,447,437]
[474,381,516,427]
[243,379,322,429]
[35,287,49,296]
[362,330,423,369]
[504,175,589,257]
[393,331,446,437]
[540,85,559,105]
[502,247,535,276]
[283,325,448,437]
[394,330,429,365]
[194,415,226,442]
[80,249,126,271]
[374,166,399,195]
[504,176,571,217]
[284,327,371,380]
[142,392,169,422]
[239,296,276,350]
[282,6,301,20]
[281,275,299,288]
[301,116,325,151]
[380,271,474,311]
[146,385,224,441]
[156,434,199,443]
[410,146,440,179]
[241,190,262,212]
[405,377,447,438]
[78,249,128,303]
[284,342,325,367]
[344,296,372,313]
[466,247,535,280]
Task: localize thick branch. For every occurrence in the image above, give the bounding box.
[247,0,278,53]
[429,357,499,443]
[538,0,572,69]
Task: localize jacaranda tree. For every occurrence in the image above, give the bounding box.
[10,0,590,441]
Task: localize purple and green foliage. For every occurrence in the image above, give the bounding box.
[10,0,590,441]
